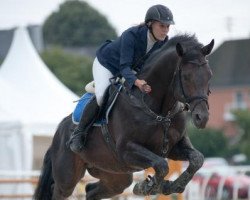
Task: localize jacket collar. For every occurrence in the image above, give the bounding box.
[136,25,168,54]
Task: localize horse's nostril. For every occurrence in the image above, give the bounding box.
[195,114,201,121]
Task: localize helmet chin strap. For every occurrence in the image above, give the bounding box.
[149,27,159,41]
[147,22,159,42]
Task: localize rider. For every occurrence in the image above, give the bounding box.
[68,4,175,153]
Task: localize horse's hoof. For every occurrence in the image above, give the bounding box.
[133,182,145,196]
[85,183,96,193]
[172,184,185,193]
[133,181,158,196]
[161,180,173,195]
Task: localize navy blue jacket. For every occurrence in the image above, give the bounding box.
[96,25,168,88]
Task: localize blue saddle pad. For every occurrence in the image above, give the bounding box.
[72,93,94,124]
[72,84,123,125]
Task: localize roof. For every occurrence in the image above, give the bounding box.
[209,38,250,88]
[0,29,14,60]
[0,27,78,135]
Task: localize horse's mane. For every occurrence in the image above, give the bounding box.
[144,34,203,68]
[163,33,202,50]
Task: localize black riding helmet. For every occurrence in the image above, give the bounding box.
[145,4,175,25]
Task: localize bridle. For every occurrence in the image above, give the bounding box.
[173,59,210,113]
[136,57,210,122]
[127,57,210,157]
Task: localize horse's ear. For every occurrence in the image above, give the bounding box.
[201,39,214,55]
[176,43,184,57]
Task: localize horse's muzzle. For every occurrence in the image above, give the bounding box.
[190,100,209,129]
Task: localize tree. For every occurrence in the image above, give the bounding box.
[232,109,250,159]
[41,47,93,96]
[43,0,117,46]
[188,126,228,157]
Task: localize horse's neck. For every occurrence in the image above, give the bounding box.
[142,52,179,114]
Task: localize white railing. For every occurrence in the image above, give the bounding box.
[185,165,250,200]
[1,166,250,200]
[0,170,143,199]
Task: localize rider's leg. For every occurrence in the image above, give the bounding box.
[69,97,99,152]
[92,58,114,106]
[69,58,113,153]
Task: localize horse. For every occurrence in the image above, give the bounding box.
[34,34,214,200]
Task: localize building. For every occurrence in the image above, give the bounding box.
[208,38,250,138]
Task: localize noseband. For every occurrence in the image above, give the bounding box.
[175,60,209,112]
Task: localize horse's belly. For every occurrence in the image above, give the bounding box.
[80,128,138,173]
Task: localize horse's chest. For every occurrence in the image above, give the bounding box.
[168,128,183,144]
[144,126,182,156]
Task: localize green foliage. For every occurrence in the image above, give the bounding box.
[189,126,228,157]
[41,47,93,96]
[232,109,250,159]
[232,109,250,140]
[43,0,117,46]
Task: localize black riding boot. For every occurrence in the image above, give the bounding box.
[69,97,99,153]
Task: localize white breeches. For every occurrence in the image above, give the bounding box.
[92,58,114,106]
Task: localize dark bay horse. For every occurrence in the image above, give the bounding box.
[34,34,214,200]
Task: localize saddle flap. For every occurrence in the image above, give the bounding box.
[72,84,123,125]
[72,93,94,124]
[97,84,123,125]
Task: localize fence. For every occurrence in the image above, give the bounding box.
[184,165,250,200]
[0,165,250,200]
[0,170,144,199]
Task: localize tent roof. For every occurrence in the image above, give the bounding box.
[209,38,250,88]
[0,27,78,134]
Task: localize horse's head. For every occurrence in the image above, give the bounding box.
[174,39,214,128]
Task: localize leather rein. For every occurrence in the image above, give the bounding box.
[140,58,209,124]
[137,58,209,157]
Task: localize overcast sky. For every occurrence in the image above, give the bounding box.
[1,0,250,48]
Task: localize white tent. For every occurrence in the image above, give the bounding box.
[0,27,78,174]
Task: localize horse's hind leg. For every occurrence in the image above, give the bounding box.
[52,150,86,199]
[86,167,133,200]
[162,136,204,195]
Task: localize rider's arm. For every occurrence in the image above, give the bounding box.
[119,30,137,88]
[119,29,151,93]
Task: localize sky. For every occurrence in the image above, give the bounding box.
[0,0,250,49]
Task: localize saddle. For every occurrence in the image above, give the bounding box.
[72,82,123,126]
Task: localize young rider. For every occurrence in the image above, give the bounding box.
[69,4,175,153]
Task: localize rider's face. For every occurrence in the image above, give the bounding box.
[151,21,170,41]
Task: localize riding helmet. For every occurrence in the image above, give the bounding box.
[145,4,175,25]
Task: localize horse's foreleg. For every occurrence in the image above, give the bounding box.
[121,142,169,196]
[162,136,204,195]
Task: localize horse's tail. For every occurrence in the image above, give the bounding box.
[33,147,54,200]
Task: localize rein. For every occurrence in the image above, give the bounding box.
[140,93,185,124]
[129,58,209,157]
[138,92,186,157]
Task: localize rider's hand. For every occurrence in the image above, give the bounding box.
[135,79,152,93]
